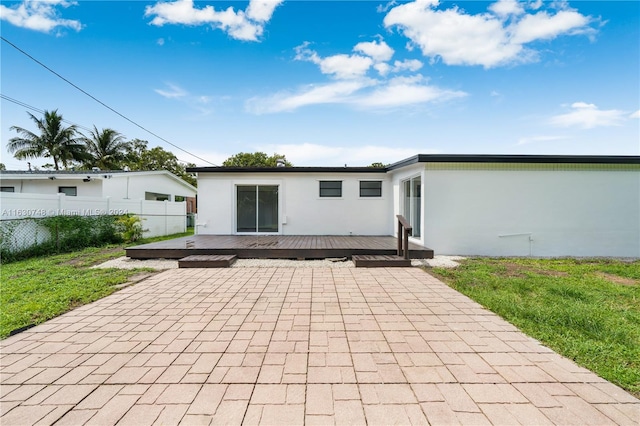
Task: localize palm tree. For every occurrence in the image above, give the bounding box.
[82,126,130,170]
[7,110,87,170]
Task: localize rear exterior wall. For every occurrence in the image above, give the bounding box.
[195,172,392,235]
[419,165,639,257]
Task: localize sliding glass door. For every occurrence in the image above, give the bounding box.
[236,185,279,233]
[402,176,421,238]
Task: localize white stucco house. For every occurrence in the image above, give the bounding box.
[188,154,640,258]
[0,170,197,212]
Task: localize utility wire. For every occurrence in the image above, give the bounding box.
[1,36,218,166]
[1,94,94,133]
[1,93,200,166]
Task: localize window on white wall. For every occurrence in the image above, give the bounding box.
[360,181,382,197]
[319,181,342,197]
[145,192,170,201]
[0,187,15,192]
[58,186,77,196]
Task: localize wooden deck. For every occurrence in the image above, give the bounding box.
[126,235,434,260]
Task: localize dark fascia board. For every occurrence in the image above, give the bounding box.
[188,154,640,174]
[187,166,387,173]
[386,154,640,170]
[1,170,132,175]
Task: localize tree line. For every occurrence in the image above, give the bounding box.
[6,110,197,186]
[5,110,385,183]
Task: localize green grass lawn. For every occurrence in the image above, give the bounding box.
[0,230,193,339]
[428,257,640,397]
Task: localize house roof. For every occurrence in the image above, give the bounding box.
[0,170,197,192]
[188,154,640,174]
[186,166,387,173]
[386,154,640,170]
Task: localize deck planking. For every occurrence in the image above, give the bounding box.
[126,235,434,260]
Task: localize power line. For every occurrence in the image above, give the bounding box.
[1,94,94,133]
[1,36,218,166]
[1,94,203,167]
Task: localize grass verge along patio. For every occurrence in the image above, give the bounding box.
[429,257,640,397]
[0,231,192,339]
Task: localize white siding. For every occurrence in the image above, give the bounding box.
[103,173,195,200]
[416,168,640,257]
[1,192,187,238]
[196,172,391,235]
[1,178,103,197]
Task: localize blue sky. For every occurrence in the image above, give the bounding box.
[1,0,638,168]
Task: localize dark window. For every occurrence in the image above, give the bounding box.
[58,186,77,196]
[360,181,382,197]
[145,191,170,201]
[0,186,15,193]
[319,181,342,197]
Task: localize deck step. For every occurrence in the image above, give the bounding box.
[178,254,237,268]
[352,254,412,268]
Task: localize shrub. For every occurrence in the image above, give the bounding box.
[0,215,122,263]
[115,214,146,243]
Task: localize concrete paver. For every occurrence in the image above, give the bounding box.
[1,267,639,425]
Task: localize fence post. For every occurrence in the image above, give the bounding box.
[56,193,64,251]
[57,193,64,216]
[164,200,169,236]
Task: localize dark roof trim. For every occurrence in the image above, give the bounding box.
[1,170,148,175]
[187,166,387,173]
[188,154,640,174]
[386,154,640,170]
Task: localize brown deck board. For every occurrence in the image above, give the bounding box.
[126,235,434,260]
[178,254,237,268]
[353,254,412,268]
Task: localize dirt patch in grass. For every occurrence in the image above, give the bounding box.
[61,246,125,266]
[503,262,569,278]
[596,272,638,286]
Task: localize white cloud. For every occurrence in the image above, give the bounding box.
[245,0,281,22]
[517,135,568,145]
[154,83,214,116]
[295,43,374,80]
[630,110,640,119]
[246,74,465,113]
[155,83,188,99]
[0,0,82,33]
[318,54,373,80]
[246,80,375,114]
[354,75,466,109]
[374,63,391,76]
[511,10,590,44]
[258,143,435,166]
[354,40,395,62]
[550,102,628,129]
[251,38,460,113]
[392,59,423,72]
[489,0,524,18]
[157,38,165,46]
[145,0,283,42]
[383,0,594,68]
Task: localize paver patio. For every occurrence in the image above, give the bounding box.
[1,267,638,425]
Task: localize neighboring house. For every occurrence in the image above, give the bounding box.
[0,170,197,213]
[188,154,640,258]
